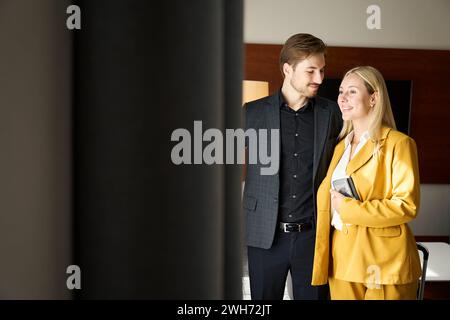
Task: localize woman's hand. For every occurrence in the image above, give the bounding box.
[330,189,345,213]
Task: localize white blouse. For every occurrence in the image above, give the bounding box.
[330,131,370,230]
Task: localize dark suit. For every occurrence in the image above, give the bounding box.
[243,91,342,299]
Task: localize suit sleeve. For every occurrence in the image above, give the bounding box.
[339,137,420,228]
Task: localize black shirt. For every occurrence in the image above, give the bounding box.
[278,92,315,223]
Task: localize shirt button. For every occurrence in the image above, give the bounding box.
[294,153,298,157]
[293,174,297,179]
[292,194,297,199]
[295,113,298,117]
[295,133,299,137]
[274,198,278,203]
[288,214,292,218]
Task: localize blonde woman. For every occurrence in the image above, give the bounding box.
[311,66,421,300]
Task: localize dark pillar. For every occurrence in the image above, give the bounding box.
[74,0,243,299]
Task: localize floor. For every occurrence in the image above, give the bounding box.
[241,247,291,300]
[242,275,291,300]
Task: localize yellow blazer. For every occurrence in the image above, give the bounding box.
[311,126,421,285]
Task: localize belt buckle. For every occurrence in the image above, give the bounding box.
[283,223,301,232]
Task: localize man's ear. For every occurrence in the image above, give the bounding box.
[283,62,292,78]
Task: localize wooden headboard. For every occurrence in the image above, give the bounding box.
[245,44,450,184]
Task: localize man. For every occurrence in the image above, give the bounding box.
[243,33,342,300]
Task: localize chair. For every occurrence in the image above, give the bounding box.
[416,243,429,300]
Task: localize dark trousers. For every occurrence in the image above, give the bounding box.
[247,227,329,300]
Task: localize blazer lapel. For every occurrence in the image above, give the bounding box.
[345,139,375,176]
[346,126,392,176]
[265,93,280,174]
[266,94,280,131]
[313,102,330,183]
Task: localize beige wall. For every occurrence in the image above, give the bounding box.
[245,0,450,50]
[244,0,450,237]
[410,185,450,237]
[0,0,72,298]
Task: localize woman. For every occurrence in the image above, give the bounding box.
[311,66,421,300]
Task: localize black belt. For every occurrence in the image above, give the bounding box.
[279,221,312,233]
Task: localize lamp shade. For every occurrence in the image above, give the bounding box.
[242,80,269,104]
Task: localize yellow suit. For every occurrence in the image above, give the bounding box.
[312,126,421,286]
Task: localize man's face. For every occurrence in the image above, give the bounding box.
[283,53,325,98]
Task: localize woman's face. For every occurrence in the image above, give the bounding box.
[338,73,374,122]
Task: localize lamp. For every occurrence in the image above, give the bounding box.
[242,80,269,105]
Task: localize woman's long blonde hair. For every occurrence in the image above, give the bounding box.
[338,66,397,152]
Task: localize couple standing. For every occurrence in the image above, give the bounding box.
[243,33,421,300]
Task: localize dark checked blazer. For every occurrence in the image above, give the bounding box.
[243,91,342,249]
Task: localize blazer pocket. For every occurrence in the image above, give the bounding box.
[243,195,257,211]
[370,226,402,237]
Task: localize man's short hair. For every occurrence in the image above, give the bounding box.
[279,33,327,77]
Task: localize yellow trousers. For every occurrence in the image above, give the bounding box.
[329,277,418,300]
